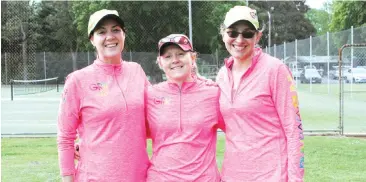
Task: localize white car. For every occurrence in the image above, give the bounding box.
[345,68,366,83]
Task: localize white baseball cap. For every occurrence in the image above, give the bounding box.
[224,6,259,30]
[88,9,125,38]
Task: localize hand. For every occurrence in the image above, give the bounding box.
[197,76,217,86]
[74,143,80,161]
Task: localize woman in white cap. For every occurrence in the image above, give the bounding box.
[216,6,304,181]
[57,9,150,182]
[145,34,225,182]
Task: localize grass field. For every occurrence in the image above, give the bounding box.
[296,83,366,133]
[2,136,366,181]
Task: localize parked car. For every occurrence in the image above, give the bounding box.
[330,66,350,80]
[300,68,322,84]
[291,68,303,80]
[345,68,366,83]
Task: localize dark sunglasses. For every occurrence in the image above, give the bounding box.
[226,30,256,39]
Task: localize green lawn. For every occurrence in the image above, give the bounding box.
[2,136,366,181]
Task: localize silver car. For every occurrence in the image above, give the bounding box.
[345,68,366,83]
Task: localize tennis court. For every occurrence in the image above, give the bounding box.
[1,84,62,135]
[2,82,366,136]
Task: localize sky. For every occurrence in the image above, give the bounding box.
[305,0,329,9]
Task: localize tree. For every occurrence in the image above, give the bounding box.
[330,1,366,32]
[306,9,330,36]
[249,1,316,47]
[1,1,39,80]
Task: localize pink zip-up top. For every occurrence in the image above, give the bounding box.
[216,48,304,182]
[57,59,150,182]
[146,79,225,182]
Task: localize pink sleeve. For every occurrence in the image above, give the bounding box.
[57,74,81,176]
[145,83,151,139]
[141,67,151,139]
[271,64,304,181]
[216,88,226,132]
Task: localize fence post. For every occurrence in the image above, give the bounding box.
[11,80,13,101]
[310,36,313,92]
[43,51,47,79]
[188,0,193,47]
[215,48,219,69]
[56,77,59,92]
[5,52,8,85]
[284,42,286,64]
[350,26,354,98]
[274,44,276,58]
[88,51,90,65]
[129,51,132,61]
[295,39,298,87]
[327,32,330,94]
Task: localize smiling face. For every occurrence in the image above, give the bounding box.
[158,44,196,84]
[90,18,125,61]
[222,21,262,62]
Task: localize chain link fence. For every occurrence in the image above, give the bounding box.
[1,1,365,134]
[266,26,366,134]
[339,44,366,135]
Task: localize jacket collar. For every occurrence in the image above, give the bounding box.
[93,59,123,75]
[224,47,263,71]
[157,77,200,93]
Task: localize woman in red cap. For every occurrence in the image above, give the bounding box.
[216,6,304,182]
[145,34,225,182]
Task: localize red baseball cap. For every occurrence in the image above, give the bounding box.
[158,34,193,55]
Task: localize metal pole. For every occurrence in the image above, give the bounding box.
[188,0,193,47]
[295,39,298,87]
[327,32,330,94]
[284,42,286,64]
[44,52,47,79]
[310,36,312,92]
[56,77,59,92]
[274,44,276,58]
[351,26,354,98]
[267,11,271,55]
[339,46,345,135]
[129,50,132,61]
[87,51,90,65]
[5,52,8,85]
[11,80,13,101]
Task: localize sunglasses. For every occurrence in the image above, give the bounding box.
[158,35,191,48]
[226,30,256,39]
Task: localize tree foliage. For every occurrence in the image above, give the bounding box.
[2,1,317,82]
[249,1,316,47]
[306,9,331,36]
[330,1,366,32]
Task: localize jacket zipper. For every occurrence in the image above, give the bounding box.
[114,67,128,111]
[178,87,182,132]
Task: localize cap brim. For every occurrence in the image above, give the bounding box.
[159,42,192,55]
[89,14,125,38]
[227,20,257,30]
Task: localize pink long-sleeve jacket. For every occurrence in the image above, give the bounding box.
[146,80,225,182]
[57,59,150,182]
[216,48,304,182]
